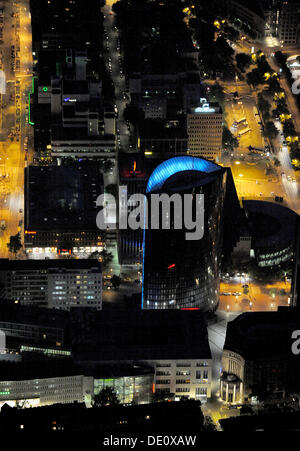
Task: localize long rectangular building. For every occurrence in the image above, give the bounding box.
[0,259,102,311]
[70,308,213,402]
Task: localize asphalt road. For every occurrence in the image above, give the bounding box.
[0,0,32,259]
[102,4,131,152]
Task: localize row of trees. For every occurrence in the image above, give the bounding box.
[246,50,298,143]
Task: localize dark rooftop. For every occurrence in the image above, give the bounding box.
[70,308,212,362]
[0,303,69,330]
[63,80,89,95]
[0,259,101,272]
[25,164,103,231]
[118,153,163,181]
[223,307,300,360]
[233,0,265,19]
[243,200,299,250]
[51,126,114,142]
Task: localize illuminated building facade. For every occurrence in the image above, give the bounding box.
[142,156,228,312]
[243,200,298,268]
[24,164,104,257]
[94,367,154,405]
[117,154,162,265]
[277,0,300,44]
[187,99,223,161]
[70,309,212,403]
[0,259,102,311]
[0,374,93,409]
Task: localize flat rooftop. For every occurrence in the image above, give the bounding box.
[223,308,300,360]
[25,164,103,231]
[243,200,299,251]
[51,126,114,142]
[0,303,69,329]
[0,259,101,272]
[70,308,212,361]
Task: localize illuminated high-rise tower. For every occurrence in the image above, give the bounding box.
[142,156,233,312]
[187,99,223,162]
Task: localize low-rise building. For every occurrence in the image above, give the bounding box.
[70,308,213,402]
[0,360,93,408]
[0,304,69,349]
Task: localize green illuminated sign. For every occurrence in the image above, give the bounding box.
[42,86,48,92]
[28,76,37,126]
[0,391,10,395]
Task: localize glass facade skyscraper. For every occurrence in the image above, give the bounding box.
[142,156,228,312]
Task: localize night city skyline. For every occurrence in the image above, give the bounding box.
[0,0,299,442]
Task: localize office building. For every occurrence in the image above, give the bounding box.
[225,0,266,38]
[117,154,162,265]
[33,49,116,159]
[142,156,228,312]
[70,308,212,402]
[243,200,298,268]
[221,308,300,404]
[0,304,69,349]
[24,164,104,257]
[0,259,102,311]
[137,120,188,158]
[187,99,223,161]
[0,359,93,408]
[0,360,153,409]
[93,366,154,405]
[30,0,102,57]
[277,0,300,44]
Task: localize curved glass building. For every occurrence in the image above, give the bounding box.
[142,156,229,312]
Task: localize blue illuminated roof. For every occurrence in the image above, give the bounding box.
[146,156,221,193]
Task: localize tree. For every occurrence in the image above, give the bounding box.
[202,416,217,431]
[222,125,238,151]
[215,36,234,59]
[16,400,31,409]
[264,121,279,140]
[283,120,296,138]
[236,53,252,72]
[266,77,281,95]
[209,82,225,108]
[93,387,119,407]
[99,249,113,270]
[273,157,281,167]
[89,249,113,270]
[257,93,271,119]
[111,275,121,289]
[274,51,287,68]
[246,68,262,87]
[7,233,22,256]
[240,405,254,415]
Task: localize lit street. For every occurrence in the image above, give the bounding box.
[219,278,290,312]
[0,0,32,258]
[102,2,131,152]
